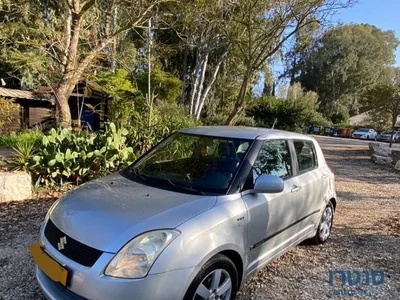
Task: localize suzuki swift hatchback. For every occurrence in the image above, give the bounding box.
[31,126,336,300]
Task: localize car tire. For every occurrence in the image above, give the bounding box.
[183,254,238,300]
[310,202,334,245]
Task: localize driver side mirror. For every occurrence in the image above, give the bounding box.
[253,174,284,194]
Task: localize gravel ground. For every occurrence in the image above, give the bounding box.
[0,146,399,300]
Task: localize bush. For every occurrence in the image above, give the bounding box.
[0,130,43,148]
[0,97,19,133]
[136,67,182,104]
[247,94,331,132]
[202,115,226,126]
[8,123,135,186]
[127,102,200,155]
[202,115,256,127]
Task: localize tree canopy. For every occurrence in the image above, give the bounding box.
[287,24,399,117]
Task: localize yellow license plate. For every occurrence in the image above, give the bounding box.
[29,244,68,286]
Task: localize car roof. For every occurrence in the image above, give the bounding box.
[179,126,315,141]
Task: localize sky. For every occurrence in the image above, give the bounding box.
[333,0,400,65]
[257,0,400,96]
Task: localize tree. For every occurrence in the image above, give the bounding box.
[0,0,172,127]
[291,24,399,116]
[225,0,354,125]
[174,0,235,120]
[363,79,400,148]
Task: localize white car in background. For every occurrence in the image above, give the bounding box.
[351,128,377,140]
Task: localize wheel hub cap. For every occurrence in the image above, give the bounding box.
[319,206,333,241]
[194,269,232,300]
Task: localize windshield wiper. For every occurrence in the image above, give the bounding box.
[124,169,149,183]
[124,170,206,195]
[146,176,207,196]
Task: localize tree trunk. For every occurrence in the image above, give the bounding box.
[110,7,118,72]
[389,96,400,148]
[189,51,203,116]
[55,84,74,127]
[180,47,188,106]
[194,49,228,120]
[193,52,209,117]
[225,70,251,125]
[61,7,72,72]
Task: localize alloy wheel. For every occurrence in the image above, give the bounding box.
[319,206,333,241]
[194,269,232,300]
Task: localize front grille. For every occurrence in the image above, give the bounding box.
[44,219,103,267]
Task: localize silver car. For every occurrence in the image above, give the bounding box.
[376,131,400,143]
[30,127,337,300]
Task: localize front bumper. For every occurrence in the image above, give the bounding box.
[377,137,392,142]
[35,228,195,300]
[36,266,194,300]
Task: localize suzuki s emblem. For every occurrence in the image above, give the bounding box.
[58,236,67,250]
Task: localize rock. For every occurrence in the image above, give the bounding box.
[395,161,400,171]
[0,171,32,202]
[392,150,400,164]
[371,154,393,165]
[368,143,392,157]
[374,146,392,157]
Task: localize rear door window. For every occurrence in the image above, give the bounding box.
[293,140,317,173]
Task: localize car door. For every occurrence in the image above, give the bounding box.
[241,139,304,275]
[290,140,326,228]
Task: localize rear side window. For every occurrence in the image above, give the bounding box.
[293,140,317,173]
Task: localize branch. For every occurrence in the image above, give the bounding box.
[254,19,318,70]
[79,0,96,16]
[110,0,175,38]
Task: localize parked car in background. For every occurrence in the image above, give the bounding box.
[351,128,377,140]
[30,127,337,300]
[376,131,400,143]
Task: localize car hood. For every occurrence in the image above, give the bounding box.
[48,173,217,252]
[353,131,368,135]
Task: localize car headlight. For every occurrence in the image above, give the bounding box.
[104,230,180,279]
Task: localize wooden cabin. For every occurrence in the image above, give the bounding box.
[0,82,110,132]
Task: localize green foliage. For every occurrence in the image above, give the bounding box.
[127,102,200,155]
[0,2,62,88]
[203,114,256,127]
[8,123,135,186]
[94,69,136,99]
[0,97,19,133]
[247,84,331,132]
[6,141,37,173]
[330,109,350,125]
[0,130,43,147]
[363,82,400,131]
[293,24,399,115]
[94,69,141,123]
[136,67,182,104]
[202,115,227,126]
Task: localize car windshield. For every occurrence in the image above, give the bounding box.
[122,132,252,195]
[357,129,370,132]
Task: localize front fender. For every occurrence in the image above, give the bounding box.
[149,195,247,280]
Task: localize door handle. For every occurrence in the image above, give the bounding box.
[322,173,329,179]
[291,185,301,193]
